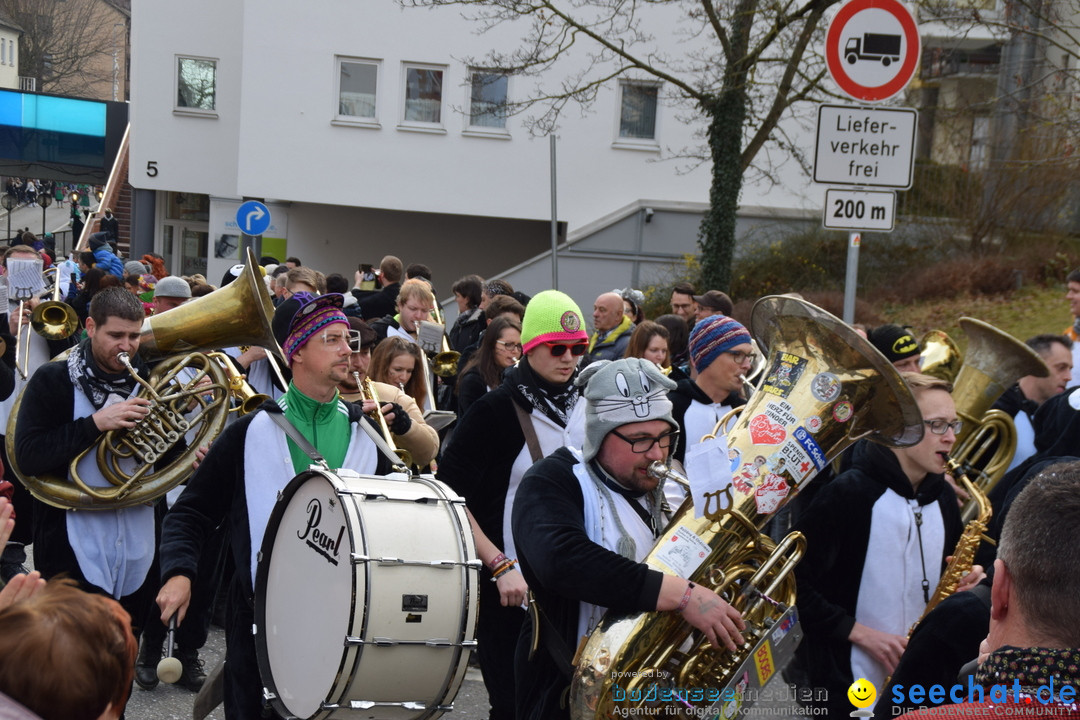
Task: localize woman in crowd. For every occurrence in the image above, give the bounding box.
[370,336,430,411]
[624,320,670,371]
[655,314,691,381]
[449,274,485,353]
[455,316,522,417]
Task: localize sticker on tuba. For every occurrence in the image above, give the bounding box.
[760,353,807,399]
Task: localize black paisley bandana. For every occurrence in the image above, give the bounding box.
[976,646,1080,701]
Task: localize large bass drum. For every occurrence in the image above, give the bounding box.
[255,469,479,720]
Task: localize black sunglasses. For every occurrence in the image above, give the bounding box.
[545,342,589,357]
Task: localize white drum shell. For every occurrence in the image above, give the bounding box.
[256,469,479,720]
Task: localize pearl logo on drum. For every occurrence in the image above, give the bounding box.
[297,498,345,565]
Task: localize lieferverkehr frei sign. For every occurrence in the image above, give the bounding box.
[813,104,917,189]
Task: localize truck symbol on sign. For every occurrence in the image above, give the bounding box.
[844,33,902,66]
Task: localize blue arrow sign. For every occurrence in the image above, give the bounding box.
[236,200,271,236]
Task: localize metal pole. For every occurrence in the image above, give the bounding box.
[842,232,861,324]
[41,204,46,236]
[549,134,558,290]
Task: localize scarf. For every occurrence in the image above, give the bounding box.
[976,646,1080,696]
[586,457,662,559]
[503,355,580,428]
[67,338,139,410]
[588,314,634,353]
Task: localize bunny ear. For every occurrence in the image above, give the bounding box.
[575,359,610,388]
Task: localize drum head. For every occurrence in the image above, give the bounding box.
[256,470,357,719]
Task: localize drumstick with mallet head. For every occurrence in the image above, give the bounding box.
[157,614,183,684]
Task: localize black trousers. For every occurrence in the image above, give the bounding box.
[477,573,527,720]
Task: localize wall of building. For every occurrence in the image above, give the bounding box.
[0,28,18,90]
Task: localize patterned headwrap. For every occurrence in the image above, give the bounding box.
[689,315,752,373]
[283,293,348,364]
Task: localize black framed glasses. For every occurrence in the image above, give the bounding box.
[924,419,962,435]
[545,342,589,357]
[610,429,679,454]
[724,350,758,366]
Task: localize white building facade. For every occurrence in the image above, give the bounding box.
[129,0,821,310]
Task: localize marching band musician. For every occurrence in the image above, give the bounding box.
[438,289,590,720]
[13,288,163,629]
[156,293,395,720]
[791,373,984,717]
[668,314,753,467]
[512,357,745,720]
[0,245,76,583]
[336,316,439,467]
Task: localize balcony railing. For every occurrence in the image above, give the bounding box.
[922,47,1002,79]
[18,76,35,92]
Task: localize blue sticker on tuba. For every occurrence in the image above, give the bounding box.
[794,426,827,471]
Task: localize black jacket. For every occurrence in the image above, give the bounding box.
[352,282,400,322]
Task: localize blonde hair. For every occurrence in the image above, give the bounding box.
[397,278,435,310]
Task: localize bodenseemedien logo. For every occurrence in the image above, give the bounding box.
[847,678,876,718]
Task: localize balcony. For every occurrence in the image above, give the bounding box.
[18,76,35,92]
[921,46,1002,79]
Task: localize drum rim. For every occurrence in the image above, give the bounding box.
[254,467,359,720]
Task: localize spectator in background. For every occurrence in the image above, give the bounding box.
[325,273,358,313]
[670,282,696,325]
[479,279,514,311]
[587,292,634,363]
[456,316,522,417]
[692,290,734,323]
[1063,268,1080,386]
[151,276,192,315]
[624,320,670,372]
[407,263,432,283]
[655,314,690,379]
[71,268,106,325]
[284,257,301,269]
[449,274,485,353]
[619,287,646,325]
[353,255,403,321]
[867,323,922,373]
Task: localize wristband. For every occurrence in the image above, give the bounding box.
[489,553,508,571]
[676,581,695,613]
[491,559,518,582]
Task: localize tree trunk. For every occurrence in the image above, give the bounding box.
[698,91,747,292]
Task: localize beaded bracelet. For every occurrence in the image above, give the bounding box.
[676,581,696,612]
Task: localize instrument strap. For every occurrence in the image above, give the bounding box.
[513,402,544,464]
[267,411,327,468]
[526,591,576,679]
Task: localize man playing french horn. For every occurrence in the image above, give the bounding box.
[512,357,745,720]
[13,288,164,629]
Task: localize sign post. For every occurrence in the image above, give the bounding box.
[236,199,271,259]
[816,0,920,322]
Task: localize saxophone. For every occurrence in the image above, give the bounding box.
[917,453,993,625]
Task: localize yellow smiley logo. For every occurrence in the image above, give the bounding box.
[848,678,877,709]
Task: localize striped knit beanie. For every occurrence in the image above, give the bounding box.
[283,293,348,364]
[689,314,752,373]
[521,290,588,354]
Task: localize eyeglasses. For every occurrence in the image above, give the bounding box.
[724,350,759,366]
[346,330,366,353]
[545,342,589,357]
[319,330,351,348]
[924,419,963,436]
[496,340,523,352]
[610,429,680,454]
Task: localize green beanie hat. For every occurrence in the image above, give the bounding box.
[521,290,588,353]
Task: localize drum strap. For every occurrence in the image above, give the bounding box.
[267,411,327,466]
[527,590,576,679]
[513,402,544,464]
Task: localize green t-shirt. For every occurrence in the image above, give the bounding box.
[280,384,351,474]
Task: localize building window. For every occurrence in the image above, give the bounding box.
[337,58,378,122]
[176,56,217,113]
[618,81,659,141]
[469,71,509,130]
[2,40,6,66]
[402,64,444,126]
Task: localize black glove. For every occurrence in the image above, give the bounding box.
[386,403,412,435]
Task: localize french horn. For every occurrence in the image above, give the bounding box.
[568,296,923,719]
[7,249,284,510]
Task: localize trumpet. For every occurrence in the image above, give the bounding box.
[359,373,412,468]
[429,305,460,378]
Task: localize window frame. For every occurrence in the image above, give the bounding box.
[333,55,381,129]
[398,61,448,135]
[174,54,219,118]
[613,79,661,151]
[463,68,511,139]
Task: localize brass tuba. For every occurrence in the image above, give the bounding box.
[925,319,1048,523]
[569,296,923,719]
[7,249,284,510]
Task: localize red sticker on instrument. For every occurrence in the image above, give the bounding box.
[749,414,786,445]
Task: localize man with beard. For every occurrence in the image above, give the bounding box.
[155,294,395,719]
[438,289,590,720]
[512,358,746,720]
[337,316,439,467]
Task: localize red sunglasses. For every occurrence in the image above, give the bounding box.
[544,342,589,357]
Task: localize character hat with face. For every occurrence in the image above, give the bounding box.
[576,357,678,462]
